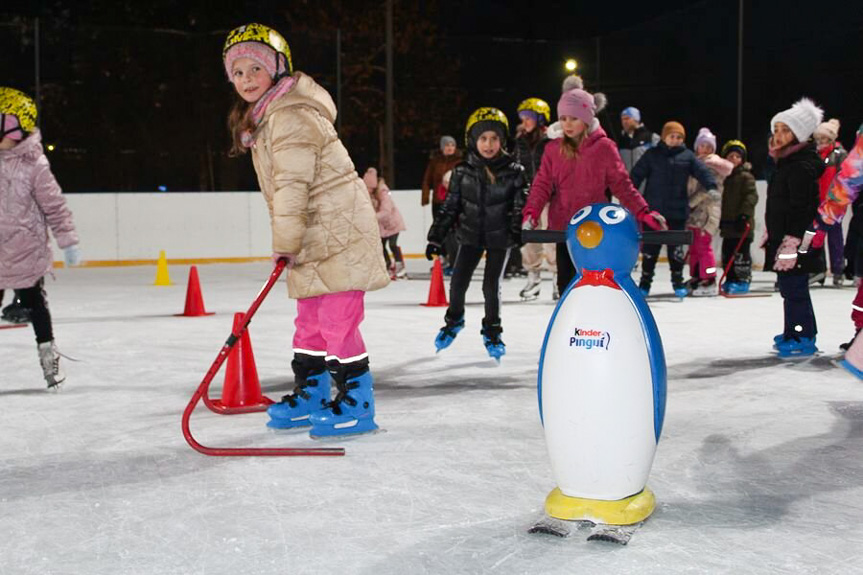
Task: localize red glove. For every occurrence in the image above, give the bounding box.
[811,229,826,249]
[637,209,668,231]
[522,207,539,230]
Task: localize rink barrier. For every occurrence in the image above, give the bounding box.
[182,258,345,457]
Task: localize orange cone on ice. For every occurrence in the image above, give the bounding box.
[421,257,449,307]
[210,312,273,411]
[176,266,215,317]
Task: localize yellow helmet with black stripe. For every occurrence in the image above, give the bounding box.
[464,107,509,148]
[0,87,37,135]
[223,23,293,77]
[720,139,747,161]
[517,98,551,125]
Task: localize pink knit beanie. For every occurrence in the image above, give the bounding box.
[1,114,23,141]
[224,42,281,79]
[557,89,596,126]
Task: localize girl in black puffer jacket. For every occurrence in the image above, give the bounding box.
[426,107,527,360]
[765,98,825,357]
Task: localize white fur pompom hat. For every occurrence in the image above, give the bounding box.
[770,98,824,143]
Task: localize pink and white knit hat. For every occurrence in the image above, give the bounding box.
[224,42,283,79]
[557,89,596,126]
[1,114,23,141]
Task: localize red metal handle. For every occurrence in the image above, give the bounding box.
[182,259,345,456]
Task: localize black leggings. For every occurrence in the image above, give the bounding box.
[381,234,403,268]
[446,245,511,326]
[10,279,54,343]
[556,242,575,296]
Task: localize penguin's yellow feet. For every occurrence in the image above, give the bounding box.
[545,486,655,525]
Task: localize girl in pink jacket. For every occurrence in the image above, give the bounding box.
[522,88,666,296]
[364,167,407,279]
[0,87,80,389]
[687,128,733,296]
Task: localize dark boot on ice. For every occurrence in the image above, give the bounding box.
[267,353,331,429]
[2,298,31,324]
[310,358,378,438]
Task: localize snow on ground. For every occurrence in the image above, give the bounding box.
[2,261,862,574]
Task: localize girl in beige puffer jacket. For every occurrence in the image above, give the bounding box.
[0,87,80,389]
[223,24,388,438]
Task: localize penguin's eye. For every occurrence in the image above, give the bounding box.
[599,206,626,225]
[569,206,592,226]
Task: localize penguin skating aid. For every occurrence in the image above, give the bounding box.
[523,206,691,544]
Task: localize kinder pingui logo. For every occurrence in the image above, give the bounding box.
[569,327,611,351]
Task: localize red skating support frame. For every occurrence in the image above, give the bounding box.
[182,259,345,457]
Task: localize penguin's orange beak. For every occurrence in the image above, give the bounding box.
[576,221,603,249]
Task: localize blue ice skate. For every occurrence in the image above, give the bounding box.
[724,281,750,295]
[266,371,331,429]
[310,370,378,438]
[481,321,506,362]
[435,316,465,353]
[774,336,818,358]
[673,286,690,298]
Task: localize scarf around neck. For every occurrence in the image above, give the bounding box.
[241,75,296,148]
[768,138,807,160]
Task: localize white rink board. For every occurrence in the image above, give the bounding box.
[50,182,834,268]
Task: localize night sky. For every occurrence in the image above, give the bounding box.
[2,1,861,191]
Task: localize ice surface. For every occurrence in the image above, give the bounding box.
[2,261,863,574]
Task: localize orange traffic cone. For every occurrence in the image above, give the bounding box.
[211,312,273,411]
[421,257,449,307]
[176,266,215,317]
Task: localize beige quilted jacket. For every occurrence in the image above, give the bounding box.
[251,73,390,299]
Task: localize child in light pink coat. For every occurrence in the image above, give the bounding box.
[687,128,733,296]
[0,87,81,389]
[364,167,407,279]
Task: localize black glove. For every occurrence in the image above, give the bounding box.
[425,242,442,261]
[735,214,749,233]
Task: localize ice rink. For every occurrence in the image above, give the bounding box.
[2,260,863,575]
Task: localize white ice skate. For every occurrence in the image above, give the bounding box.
[520,271,541,301]
[38,341,66,390]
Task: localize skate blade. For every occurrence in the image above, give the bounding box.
[586,522,642,545]
[310,427,386,441]
[267,422,311,433]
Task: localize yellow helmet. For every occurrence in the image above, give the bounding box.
[223,23,293,77]
[720,139,747,160]
[0,87,37,135]
[517,98,551,125]
[464,107,509,148]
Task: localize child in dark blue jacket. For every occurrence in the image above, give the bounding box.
[631,121,717,296]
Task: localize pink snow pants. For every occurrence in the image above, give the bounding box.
[688,227,717,280]
[292,291,367,363]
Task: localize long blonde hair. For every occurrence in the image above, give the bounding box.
[559,129,588,159]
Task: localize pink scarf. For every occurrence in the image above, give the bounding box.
[768,138,808,160]
[241,75,296,148]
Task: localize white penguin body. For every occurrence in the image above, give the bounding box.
[541,284,656,500]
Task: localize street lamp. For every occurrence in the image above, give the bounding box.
[564,59,578,73]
